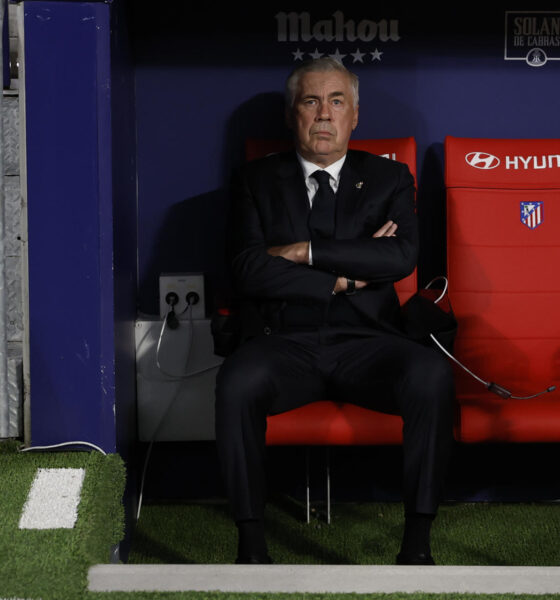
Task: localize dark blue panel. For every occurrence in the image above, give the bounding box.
[25,1,116,451]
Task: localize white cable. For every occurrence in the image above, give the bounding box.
[428,286,555,400]
[136,438,156,521]
[19,441,107,455]
[137,302,214,520]
[155,310,169,371]
[511,389,555,400]
[425,276,493,386]
[429,333,489,387]
[156,304,194,378]
[424,276,448,304]
[143,364,220,383]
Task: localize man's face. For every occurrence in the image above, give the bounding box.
[287,70,359,167]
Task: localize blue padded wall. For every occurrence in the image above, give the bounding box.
[25,1,134,452]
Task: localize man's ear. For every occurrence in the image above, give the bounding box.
[352,105,359,130]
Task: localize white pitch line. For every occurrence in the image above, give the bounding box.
[19,468,85,529]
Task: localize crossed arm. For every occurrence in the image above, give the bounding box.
[229,159,416,302]
[267,220,398,294]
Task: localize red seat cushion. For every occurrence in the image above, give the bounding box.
[266,401,403,445]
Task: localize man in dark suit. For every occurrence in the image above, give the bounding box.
[215,58,454,565]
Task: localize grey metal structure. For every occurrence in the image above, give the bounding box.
[0,2,24,439]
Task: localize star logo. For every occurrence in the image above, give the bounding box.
[292,48,305,61]
[329,48,347,63]
[287,46,390,66]
[350,48,365,63]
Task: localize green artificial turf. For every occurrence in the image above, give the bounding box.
[2,437,560,600]
[0,441,125,600]
[130,498,560,566]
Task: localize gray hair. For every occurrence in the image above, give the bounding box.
[285,57,360,108]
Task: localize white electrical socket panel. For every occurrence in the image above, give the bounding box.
[159,272,205,320]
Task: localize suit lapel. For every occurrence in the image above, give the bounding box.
[275,153,311,242]
[335,151,368,238]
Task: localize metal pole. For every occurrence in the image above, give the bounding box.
[0,0,9,438]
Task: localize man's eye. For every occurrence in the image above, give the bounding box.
[332,99,342,105]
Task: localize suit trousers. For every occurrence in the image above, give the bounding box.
[215,327,455,522]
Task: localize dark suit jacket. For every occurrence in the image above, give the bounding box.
[228,149,418,341]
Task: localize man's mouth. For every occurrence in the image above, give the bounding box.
[312,128,335,137]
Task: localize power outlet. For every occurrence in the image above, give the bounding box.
[159,272,205,320]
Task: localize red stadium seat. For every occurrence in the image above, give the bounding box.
[445,136,560,443]
[243,138,419,447]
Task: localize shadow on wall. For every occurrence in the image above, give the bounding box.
[417,142,446,286]
[138,92,290,316]
[138,187,230,317]
[221,91,289,180]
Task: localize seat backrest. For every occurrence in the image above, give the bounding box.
[245,137,418,303]
[445,136,560,399]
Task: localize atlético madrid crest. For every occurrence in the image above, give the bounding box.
[520,201,544,229]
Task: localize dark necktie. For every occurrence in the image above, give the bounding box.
[309,170,336,239]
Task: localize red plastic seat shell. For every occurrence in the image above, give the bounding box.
[458,396,560,443]
[266,401,403,446]
[446,136,560,443]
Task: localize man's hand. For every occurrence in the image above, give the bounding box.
[267,241,310,264]
[373,220,397,238]
[332,221,397,294]
[333,276,369,294]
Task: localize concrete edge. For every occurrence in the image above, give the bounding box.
[88,564,560,594]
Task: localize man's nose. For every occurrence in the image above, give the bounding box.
[316,102,331,120]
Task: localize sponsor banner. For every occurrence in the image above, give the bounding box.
[505,11,560,66]
[275,10,401,66]
[446,137,560,188]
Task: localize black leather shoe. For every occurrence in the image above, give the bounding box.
[396,552,435,565]
[235,554,273,564]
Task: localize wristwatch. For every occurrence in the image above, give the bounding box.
[345,278,356,295]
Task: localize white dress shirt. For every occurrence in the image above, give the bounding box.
[296,153,347,265]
